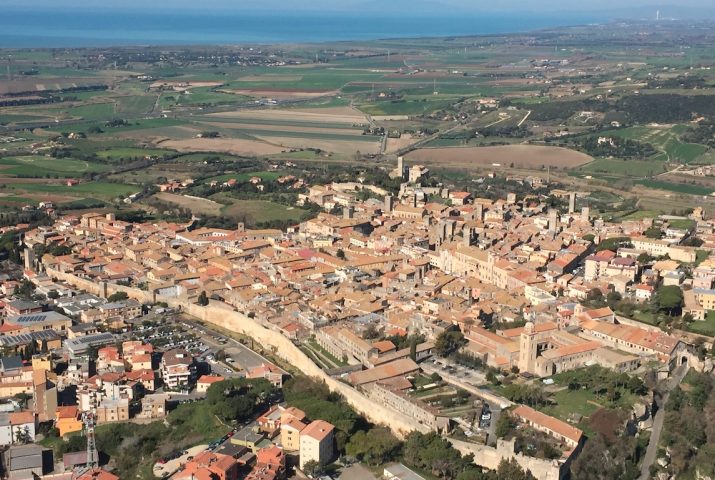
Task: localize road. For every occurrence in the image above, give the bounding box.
[183,318,286,374]
[638,364,689,480]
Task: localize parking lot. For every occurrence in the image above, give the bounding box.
[421,358,502,444]
[181,318,284,374]
[422,358,487,387]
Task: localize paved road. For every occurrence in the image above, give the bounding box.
[421,361,512,409]
[184,318,286,373]
[638,365,689,480]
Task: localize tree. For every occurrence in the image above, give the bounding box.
[496,458,535,480]
[655,285,684,316]
[197,291,209,306]
[345,427,401,466]
[645,226,664,239]
[15,426,32,444]
[107,291,128,302]
[363,323,381,340]
[495,411,515,438]
[336,248,346,260]
[409,337,418,361]
[302,460,322,476]
[435,329,466,357]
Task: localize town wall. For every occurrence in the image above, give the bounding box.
[47,268,566,479]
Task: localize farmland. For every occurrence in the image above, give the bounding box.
[602,125,711,164]
[0,156,111,177]
[405,145,593,170]
[3,20,715,218]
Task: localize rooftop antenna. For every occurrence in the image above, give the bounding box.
[74,409,98,479]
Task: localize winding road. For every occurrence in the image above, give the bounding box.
[638,364,689,480]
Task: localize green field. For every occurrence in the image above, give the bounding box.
[578,158,667,178]
[5,182,139,200]
[215,197,308,224]
[357,97,456,116]
[0,156,111,177]
[688,311,715,337]
[203,171,283,184]
[636,179,713,196]
[96,148,176,160]
[604,126,709,164]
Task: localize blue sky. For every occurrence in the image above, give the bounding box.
[5,0,715,11]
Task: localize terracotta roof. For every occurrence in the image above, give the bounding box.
[301,419,334,442]
[512,405,583,444]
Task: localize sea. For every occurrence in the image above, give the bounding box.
[0,8,611,48]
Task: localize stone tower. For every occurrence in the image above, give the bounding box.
[518,322,538,374]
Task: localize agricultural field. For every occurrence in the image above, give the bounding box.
[405,145,593,170]
[603,125,711,164]
[0,155,112,178]
[95,147,176,160]
[635,179,714,196]
[155,192,222,216]
[577,158,668,179]
[202,171,283,185]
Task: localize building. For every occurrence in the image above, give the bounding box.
[384,463,426,480]
[65,333,117,356]
[512,405,584,450]
[55,406,83,437]
[137,393,169,419]
[3,444,46,480]
[173,451,239,480]
[365,381,450,433]
[280,407,308,451]
[197,374,225,393]
[76,468,120,480]
[2,311,72,335]
[0,411,36,445]
[160,348,196,391]
[299,420,334,469]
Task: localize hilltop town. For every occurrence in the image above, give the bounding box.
[0,155,714,480]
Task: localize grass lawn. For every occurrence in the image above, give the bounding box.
[218,198,308,225]
[618,210,661,221]
[307,339,347,367]
[7,182,139,200]
[687,311,715,337]
[667,218,696,230]
[0,156,111,177]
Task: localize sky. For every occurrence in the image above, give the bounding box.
[5,0,715,12]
